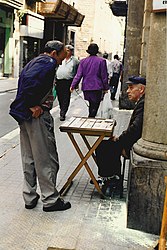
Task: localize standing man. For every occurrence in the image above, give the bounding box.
[109,54,123,100]
[103,52,112,83]
[55,45,79,121]
[9,40,71,212]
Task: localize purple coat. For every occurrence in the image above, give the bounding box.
[71,55,109,91]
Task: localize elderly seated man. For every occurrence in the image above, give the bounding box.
[94,76,146,196]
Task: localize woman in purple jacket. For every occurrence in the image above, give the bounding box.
[70,43,109,117]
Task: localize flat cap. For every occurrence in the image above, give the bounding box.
[126,76,146,85]
[44,40,64,52]
[65,44,74,50]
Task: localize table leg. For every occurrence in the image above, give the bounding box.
[81,134,97,164]
[59,133,105,196]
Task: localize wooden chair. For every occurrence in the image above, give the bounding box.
[158,176,167,250]
[120,156,129,198]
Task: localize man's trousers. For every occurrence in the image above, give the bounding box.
[95,139,122,177]
[56,79,73,118]
[20,111,60,207]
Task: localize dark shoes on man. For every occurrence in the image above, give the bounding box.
[25,195,71,212]
[43,198,71,212]
[25,194,40,209]
[101,176,120,197]
[90,177,103,186]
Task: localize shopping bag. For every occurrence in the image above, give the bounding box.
[52,85,57,100]
[96,92,113,119]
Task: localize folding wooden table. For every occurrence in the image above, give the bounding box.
[59,116,116,196]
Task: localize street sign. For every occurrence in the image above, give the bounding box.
[153,0,167,12]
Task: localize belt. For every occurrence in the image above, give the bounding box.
[41,106,50,111]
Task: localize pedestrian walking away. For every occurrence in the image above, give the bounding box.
[95,76,146,196]
[103,52,113,83]
[109,54,123,100]
[9,40,71,212]
[70,43,109,118]
[55,44,79,121]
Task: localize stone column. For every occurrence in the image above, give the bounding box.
[119,0,145,109]
[139,0,152,77]
[127,7,167,234]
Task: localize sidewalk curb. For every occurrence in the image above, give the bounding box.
[0,88,17,93]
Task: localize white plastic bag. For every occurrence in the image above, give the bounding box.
[96,92,113,119]
[115,80,121,100]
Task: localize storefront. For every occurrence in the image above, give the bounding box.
[0,6,14,77]
[19,10,44,68]
[0,0,23,77]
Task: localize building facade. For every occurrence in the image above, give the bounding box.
[0,0,23,77]
[68,0,125,59]
[0,0,85,78]
[0,0,125,78]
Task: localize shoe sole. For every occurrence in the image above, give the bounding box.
[25,195,40,209]
[43,203,71,212]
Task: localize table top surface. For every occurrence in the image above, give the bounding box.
[59,117,116,136]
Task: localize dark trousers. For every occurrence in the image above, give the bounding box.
[109,73,120,100]
[88,101,101,118]
[56,79,73,117]
[95,139,122,177]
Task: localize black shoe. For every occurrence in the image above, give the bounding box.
[101,177,120,197]
[60,116,65,121]
[25,194,40,209]
[43,198,71,212]
[90,178,102,185]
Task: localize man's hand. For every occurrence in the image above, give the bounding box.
[70,87,74,93]
[110,135,119,142]
[121,148,129,158]
[30,106,43,118]
[103,90,108,94]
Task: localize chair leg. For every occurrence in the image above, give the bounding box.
[158,176,167,250]
[120,157,126,198]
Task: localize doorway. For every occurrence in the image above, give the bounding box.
[0,27,5,77]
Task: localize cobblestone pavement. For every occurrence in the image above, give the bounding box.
[0,86,158,250]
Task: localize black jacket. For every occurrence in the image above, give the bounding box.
[118,95,145,156]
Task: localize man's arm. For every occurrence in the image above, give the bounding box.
[100,60,109,90]
[23,61,56,107]
[118,98,144,155]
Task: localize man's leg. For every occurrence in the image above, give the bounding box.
[20,123,39,207]
[56,79,72,120]
[95,139,122,178]
[88,101,101,118]
[56,79,64,116]
[23,112,60,207]
[60,79,72,119]
[95,139,122,196]
[109,74,119,100]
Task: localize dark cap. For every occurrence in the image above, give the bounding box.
[86,43,99,55]
[44,40,64,52]
[65,44,74,50]
[126,76,146,85]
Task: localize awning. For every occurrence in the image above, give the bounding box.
[37,0,85,27]
[0,0,24,9]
